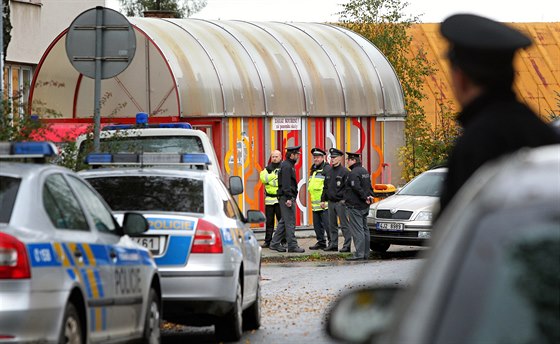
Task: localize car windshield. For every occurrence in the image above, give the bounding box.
[79,135,204,156]
[86,176,204,213]
[398,171,445,197]
[0,176,21,223]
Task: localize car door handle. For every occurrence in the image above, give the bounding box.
[109,251,118,260]
[73,249,83,258]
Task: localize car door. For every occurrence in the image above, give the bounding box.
[215,178,260,302]
[42,172,114,342]
[66,175,145,340]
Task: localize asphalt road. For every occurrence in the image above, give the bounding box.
[162,249,425,343]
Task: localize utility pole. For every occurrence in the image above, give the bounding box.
[1,0,4,119]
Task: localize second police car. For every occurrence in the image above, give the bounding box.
[79,152,265,342]
[0,142,161,344]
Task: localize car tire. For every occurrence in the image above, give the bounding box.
[215,281,243,342]
[140,288,161,344]
[370,242,390,252]
[242,273,261,330]
[59,302,83,344]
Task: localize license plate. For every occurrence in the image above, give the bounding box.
[376,222,404,231]
[132,236,161,254]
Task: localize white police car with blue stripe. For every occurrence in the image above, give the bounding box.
[0,142,161,344]
[80,152,265,342]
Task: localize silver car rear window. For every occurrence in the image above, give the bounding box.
[87,176,204,213]
[0,176,21,223]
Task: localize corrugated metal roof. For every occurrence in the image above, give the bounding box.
[408,22,560,123]
[30,18,406,119]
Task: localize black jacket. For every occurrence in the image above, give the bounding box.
[323,163,348,202]
[343,163,373,210]
[439,89,560,214]
[277,158,298,200]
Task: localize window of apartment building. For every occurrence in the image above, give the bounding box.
[3,64,33,118]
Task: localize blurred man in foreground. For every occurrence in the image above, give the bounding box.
[438,14,560,216]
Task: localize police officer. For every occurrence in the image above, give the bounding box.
[438,14,560,216]
[259,150,282,248]
[343,152,374,261]
[322,148,351,252]
[308,147,331,250]
[269,146,305,253]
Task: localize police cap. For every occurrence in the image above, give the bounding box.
[311,147,326,156]
[346,152,361,160]
[329,148,343,157]
[440,14,531,86]
[286,145,301,154]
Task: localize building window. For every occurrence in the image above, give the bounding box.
[2,64,33,119]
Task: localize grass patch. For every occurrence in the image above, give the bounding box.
[262,252,352,263]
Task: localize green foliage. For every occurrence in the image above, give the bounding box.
[119,0,207,18]
[547,91,560,121]
[338,0,459,181]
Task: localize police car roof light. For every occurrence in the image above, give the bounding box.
[159,123,193,129]
[136,112,149,125]
[102,124,134,131]
[0,142,58,158]
[85,153,113,164]
[182,153,211,165]
[85,152,210,166]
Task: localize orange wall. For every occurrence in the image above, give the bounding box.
[408,23,560,124]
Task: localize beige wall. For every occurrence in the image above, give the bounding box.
[7,0,106,64]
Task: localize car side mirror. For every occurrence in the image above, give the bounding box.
[326,286,400,343]
[245,210,266,224]
[229,176,244,196]
[121,212,149,235]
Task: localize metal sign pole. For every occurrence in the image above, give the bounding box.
[66,6,135,150]
[1,1,4,119]
[93,7,103,151]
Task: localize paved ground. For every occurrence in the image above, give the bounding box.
[255,228,425,259]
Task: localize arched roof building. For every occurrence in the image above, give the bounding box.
[30,18,406,225]
[31,18,405,119]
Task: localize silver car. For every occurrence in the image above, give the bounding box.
[80,153,265,342]
[368,167,447,252]
[0,142,161,344]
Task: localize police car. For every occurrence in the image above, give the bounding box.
[79,152,265,342]
[75,113,222,178]
[0,142,162,344]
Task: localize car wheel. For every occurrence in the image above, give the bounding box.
[242,273,261,330]
[370,242,390,252]
[141,288,161,344]
[59,302,83,344]
[215,281,243,342]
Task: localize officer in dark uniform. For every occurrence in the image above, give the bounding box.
[438,14,560,216]
[343,152,374,261]
[322,148,351,252]
[269,145,305,253]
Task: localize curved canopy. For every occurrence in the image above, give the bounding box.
[31,18,405,118]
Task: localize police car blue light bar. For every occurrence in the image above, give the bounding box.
[85,152,210,166]
[0,142,58,158]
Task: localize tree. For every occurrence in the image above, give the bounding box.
[2,0,11,63]
[338,0,458,181]
[119,0,207,18]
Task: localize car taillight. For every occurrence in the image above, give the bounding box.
[191,219,223,254]
[0,233,31,279]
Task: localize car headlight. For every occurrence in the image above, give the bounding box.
[368,206,376,218]
[415,211,432,221]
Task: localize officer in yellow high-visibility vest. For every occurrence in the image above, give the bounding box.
[259,150,282,248]
[308,147,331,250]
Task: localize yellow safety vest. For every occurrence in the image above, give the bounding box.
[308,165,327,211]
[260,167,279,205]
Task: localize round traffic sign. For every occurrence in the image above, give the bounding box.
[66,7,136,79]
